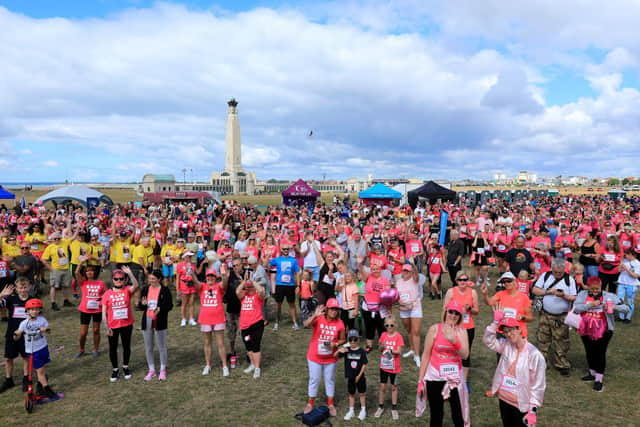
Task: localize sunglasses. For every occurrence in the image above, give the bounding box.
[501,279,515,283]
[232,264,242,267]
[456,278,468,282]
[113,277,125,281]
[447,310,461,315]
[384,324,395,328]
[348,337,359,342]
[20,246,30,249]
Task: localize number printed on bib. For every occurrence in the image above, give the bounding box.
[439,363,460,379]
[503,307,517,319]
[317,341,332,356]
[500,375,518,393]
[86,300,100,310]
[477,248,485,255]
[380,352,395,371]
[112,308,128,320]
[463,313,471,324]
[58,258,68,266]
[498,245,506,251]
[147,300,157,310]
[13,306,27,319]
[280,274,291,283]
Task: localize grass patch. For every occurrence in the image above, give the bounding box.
[1,266,638,426]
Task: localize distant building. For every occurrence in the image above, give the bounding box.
[517,171,537,184]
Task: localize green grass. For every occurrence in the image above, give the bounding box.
[1,266,639,426]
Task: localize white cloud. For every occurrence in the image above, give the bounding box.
[0,3,638,181]
[42,160,59,167]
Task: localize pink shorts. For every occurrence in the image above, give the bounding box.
[200,323,226,333]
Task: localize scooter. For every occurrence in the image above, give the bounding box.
[23,323,63,413]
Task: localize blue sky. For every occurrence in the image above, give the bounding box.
[1,0,640,183]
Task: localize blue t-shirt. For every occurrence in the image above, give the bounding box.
[269,256,300,286]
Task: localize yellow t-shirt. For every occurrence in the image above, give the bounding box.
[42,239,71,270]
[2,242,20,258]
[110,238,133,263]
[26,233,47,252]
[69,240,91,265]
[160,244,177,265]
[132,244,154,267]
[89,243,104,266]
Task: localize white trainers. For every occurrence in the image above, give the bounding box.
[253,367,261,379]
[402,349,415,358]
[358,408,366,420]
[273,322,279,331]
[189,318,197,326]
[243,364,255,374]
[292,322,300,331]
[180,319,187,327]
[374,407,384,418]
[414,355,421,368]
[391,409,399,420]
[202,365,211,376]
[344,408,355,421]
[222,366,229,377]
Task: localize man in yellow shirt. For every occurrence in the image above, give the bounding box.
[110,231,133,268]
[69,231,91,299]
[41,232,73,311]
[131,237,153,285]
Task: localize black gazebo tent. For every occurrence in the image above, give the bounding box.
[408,181,456,208]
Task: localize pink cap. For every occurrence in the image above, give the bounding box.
[445,300,463,313]
[498,317,520,332]
[402,264,413,271]
[205,268,217,276]
[326,298,340,309]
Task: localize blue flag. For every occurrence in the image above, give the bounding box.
[439,209,448,246]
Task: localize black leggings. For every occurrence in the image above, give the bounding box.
[581,330,613,374]
[426,380,464,427]
[241,321,265,353]
[362,310,384,341]
[499,399,526,427]
[598,272,619,294]
[340,309,356,331]
[462,328,474,367]
[108,325,133,369]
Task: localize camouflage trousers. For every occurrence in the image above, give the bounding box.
[536,311,571,369]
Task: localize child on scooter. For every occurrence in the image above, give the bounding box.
[13,298,58,399]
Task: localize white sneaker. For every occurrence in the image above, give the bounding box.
[180,319,187,327]
[189,318,197,326]
[202,365,211,376]
[414,355,421,368]
[402,349,415,358]
[358,408,366,420]
[374,407,384,418]
[222,366,229,377]
[243,364,255,374]
[253,367,261,379]
[344,408,355,421]
[273,322,279,331]
[292,322,300,331]
[391,409,399,420]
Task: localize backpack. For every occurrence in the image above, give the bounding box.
[532,271,572,312]
[294,406,332,427]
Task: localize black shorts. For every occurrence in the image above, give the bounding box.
[274,285,296,303]
[4,337,26,359]
[379,369,398,385]
[347,376,367,395]
[241,320,265,353]
[80,311,103,325]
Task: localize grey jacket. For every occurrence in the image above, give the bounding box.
[573,290,629,332]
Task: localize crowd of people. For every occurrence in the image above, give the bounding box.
[0,192,639,425]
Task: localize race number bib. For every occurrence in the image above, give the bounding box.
[31,244,39,250]
[439,364,460,379]
[322,275,334,285]
[500,375,518,393]
[411,243,419,253]
[112,308,128,320]
[164,257,172,264]
[317,341,332,356]
[123,253,131,260]
[380,351,395,371]
[603,254,615,262]
[497,245,506,251]
[147,300,157,310]
[86,300,100,310]
[503,307,517,319]
[13,307,27,319]
[476,248,485,255]
[58,257,68,266]
[463,313,471,324]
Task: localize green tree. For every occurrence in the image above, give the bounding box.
[607,178,620,186]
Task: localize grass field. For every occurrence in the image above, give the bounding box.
[1,266,638,427]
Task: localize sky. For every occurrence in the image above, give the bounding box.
[1,0,640,183]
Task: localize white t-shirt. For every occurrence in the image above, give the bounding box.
[619,259,640,286]
[300,240,321,268]
[18,316,49,353]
